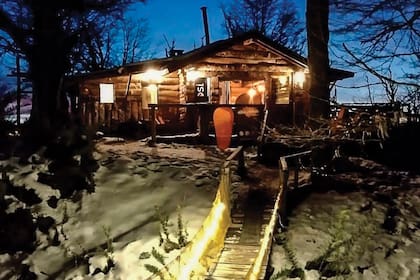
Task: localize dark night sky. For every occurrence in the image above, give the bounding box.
[131,0,306,57]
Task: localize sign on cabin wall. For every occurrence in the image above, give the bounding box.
[194,77,208,102]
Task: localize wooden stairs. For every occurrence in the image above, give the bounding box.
[206,186,276,280]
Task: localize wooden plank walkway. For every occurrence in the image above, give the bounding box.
[206,184,276,280]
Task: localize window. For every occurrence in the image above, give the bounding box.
[99,83,114,103]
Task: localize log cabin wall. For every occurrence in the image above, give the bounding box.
[76,36,313,130]
[78,71,187,129]
[79,74,143,128]
[179,41,309,125]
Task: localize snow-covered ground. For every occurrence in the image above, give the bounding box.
[270,157,420,280]
[1,138,419,280]
[0,140,227,279]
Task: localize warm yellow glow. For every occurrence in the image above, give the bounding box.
[256,84,265,93]
[294,71,305,88]
[99,83,114,103]
[247,88,257,98]
[139,68,168,83]
[179,202,226,279]
[147,84,158,104]
[247,191,282,280]
[279,75,288,86]
[186,70,203,82]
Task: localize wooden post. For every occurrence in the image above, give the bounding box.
[294,158,299,188]
[291,72,296,126]
[15,55,21,127]
[279,157,289,225]
[237,146,246,177]
[198,104,210,144]
[150,105,157,146]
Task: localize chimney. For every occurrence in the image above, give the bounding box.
[201,6,210,45]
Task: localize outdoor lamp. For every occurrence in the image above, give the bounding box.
[186,69,203,82]
[139,68,168,84]
[247,87,257,99]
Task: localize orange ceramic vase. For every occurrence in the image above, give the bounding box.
[213,107,234,150]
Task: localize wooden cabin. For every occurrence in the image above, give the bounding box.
[65,32,353,140]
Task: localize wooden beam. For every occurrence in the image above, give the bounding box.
[195,63,292,73]
[214,49,279,59]
[202,57,287,65]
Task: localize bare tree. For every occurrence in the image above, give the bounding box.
[120,17,150,65]
[70,15,117,73]
[330,0,419,103]
[221,0,305,53]
[0,0,143,144]
[70,15,150,73]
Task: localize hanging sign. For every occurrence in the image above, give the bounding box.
[194,77,208,102]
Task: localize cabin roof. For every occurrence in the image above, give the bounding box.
[69,31,353,82]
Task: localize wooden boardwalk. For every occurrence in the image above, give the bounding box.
[206,181,276,280]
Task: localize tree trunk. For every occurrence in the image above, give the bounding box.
[26,4,70,144]
[306,0,330,120]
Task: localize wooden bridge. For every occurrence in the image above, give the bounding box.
[148,147,312,280]
[205,148,312,280]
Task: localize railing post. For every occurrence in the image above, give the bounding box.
[294,158,299,188]
[198,104,210,144]
[238,147,246,177]
[279,157,289,225]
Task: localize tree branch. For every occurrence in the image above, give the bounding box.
[343,43,420,89]
[0,8,29,53]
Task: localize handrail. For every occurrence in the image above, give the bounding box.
[246,149,312,280]
[149,146,245,279]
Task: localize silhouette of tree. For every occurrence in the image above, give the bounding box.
[70,16,150,73]
[306,0,330,120]
[0,0,143,144]
[330,0,419,104]
[221,0,305,53]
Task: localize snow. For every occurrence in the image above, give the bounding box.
[1,138,419,279]
[0,140,226,279]
[270,157,420,280]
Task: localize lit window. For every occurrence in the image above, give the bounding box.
[99,83,114,103]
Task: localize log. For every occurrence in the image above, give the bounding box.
[160,77,179,85]
[202,57,286,65]
[159,84,179,91]
[131,101,139,121]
